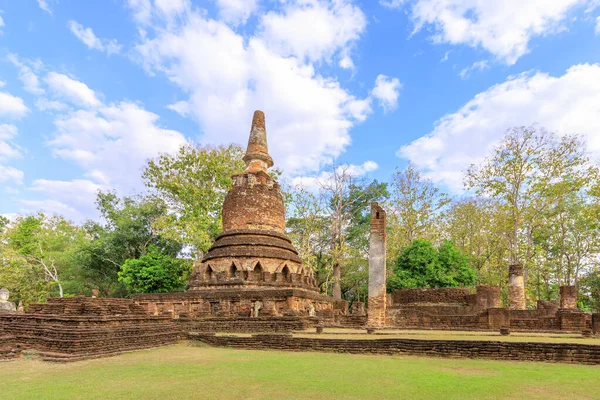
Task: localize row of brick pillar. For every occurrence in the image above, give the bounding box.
[508,264,578,310]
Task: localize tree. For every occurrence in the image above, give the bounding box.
[143,143,246,256]
[286,185,332,292]
[441,198,510,286]
[0,214,86,302]
[388,239,476,291]
[76,191,183,297]
[387,165,449,264]
[466,126,599,296]
[118,247,192,294]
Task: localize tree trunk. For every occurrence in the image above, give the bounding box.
[332,262,341,299]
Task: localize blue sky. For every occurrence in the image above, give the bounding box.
[1,0,600,222]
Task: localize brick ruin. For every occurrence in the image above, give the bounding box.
[0,297,180,362]
[367,204,593,333]
[367,203,386,328]
[135,111,355,332]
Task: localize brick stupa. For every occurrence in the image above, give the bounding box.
[134,111,340,323]
[187,110,316,290]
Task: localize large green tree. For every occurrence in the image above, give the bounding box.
[143,143,245,256]
[0,214,86,303]
[76,191,183,297]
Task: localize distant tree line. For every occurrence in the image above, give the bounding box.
[1,126,598,311]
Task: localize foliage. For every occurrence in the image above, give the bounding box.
[0,214,86,303]
[118,247,192,294]
[143,143,246,256]
[76,191,184,297]
[388,239,476,291]
[387,165,449,264]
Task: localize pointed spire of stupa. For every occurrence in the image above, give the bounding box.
[243,110,274,173]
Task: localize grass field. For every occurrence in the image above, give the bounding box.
[2,343,600,400]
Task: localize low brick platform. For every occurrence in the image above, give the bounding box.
[180,316,319,333]
[0,334,21,361]
[191,333,600,365]
[0,297,181,362]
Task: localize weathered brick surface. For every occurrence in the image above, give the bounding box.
[192,334,600,365]
[0,297,180,362]
[560,286,578,309]
[392,288,471,305]
[509,264,526,310]
[368,203,386,328]
[181,316,318,333]
[0,334,21,361]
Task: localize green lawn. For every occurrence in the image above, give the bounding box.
[2,343,600,400]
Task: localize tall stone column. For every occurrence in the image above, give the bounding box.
[368,203,387,327]
[559,285,577,309]
[508,264,526,310]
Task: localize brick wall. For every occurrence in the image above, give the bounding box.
[192,334,600,365]
[391,288,471,305]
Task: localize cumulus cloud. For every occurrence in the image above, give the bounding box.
[23,179,104,222]
[133,1,372,175]
[7,54,45,96]
[291,160,379,191]
[371,74,402,112]
[0,124,23,185]
[458,60,489,79]
[68,21,122,55]
[48,102,187,190]
[391,0,596,64]
[45,72,101,108]
[0,92,29,119]
[398,63,600,192]
[258,0,366,64]
[216,0,260,25]
[37,0,54,15]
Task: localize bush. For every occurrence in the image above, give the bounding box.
[118,247,192,294]
[388,239,476,292]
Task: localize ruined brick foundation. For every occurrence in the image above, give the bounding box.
[192,334,600,365]
[385,287,591,332]
[0,297,181,362]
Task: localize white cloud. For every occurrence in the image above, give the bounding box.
[0,165,23,185]
[399,0,596,64]
[133,2,370,175]
[0,124,21,160]
[7,54,45,95]
[37,0,54,15]
[371,74,402,112]
[216,0,259,25]
[48,102,187,190]
[458,60,489,79]
[291,160,379,191]
[398,63,600,192]
[68,20,122,55]
[596,16,600,34]
[0,124,23,186]
[24,179,103,221]
[167,100,191,116]
[0,81,5,88]
[259,0,366,64]
[0,92,29,119]
[0,14,4,28]
[380,0,407,7]
[45,72,101,108]
[35,98,69,112]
